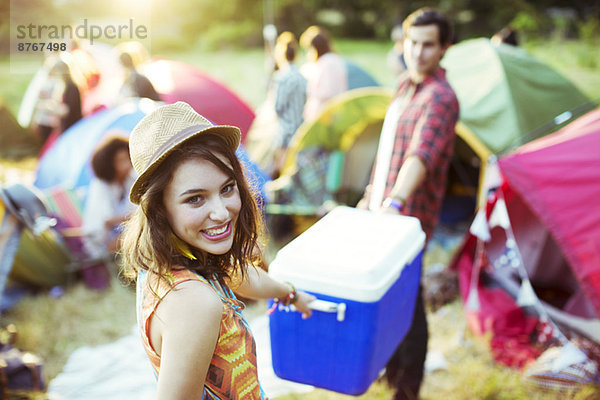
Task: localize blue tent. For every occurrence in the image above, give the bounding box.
[34,98,270,204]
[34,98,159,194]
[346,61,379,90]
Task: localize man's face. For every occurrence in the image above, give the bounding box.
[404,24,447,81]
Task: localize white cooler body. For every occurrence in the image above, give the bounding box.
[268,206,425,395]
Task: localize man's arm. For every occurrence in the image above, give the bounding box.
[386,155,427,209]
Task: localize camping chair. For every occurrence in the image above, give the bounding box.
[0,193,25,313]
[265,149,345,217]
[262,148,345,245]
[0,184,71,289]
[43,186,113,289]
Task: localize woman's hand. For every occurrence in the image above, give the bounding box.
[293,290,316,319]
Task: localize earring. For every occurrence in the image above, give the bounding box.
[170,232,197,260]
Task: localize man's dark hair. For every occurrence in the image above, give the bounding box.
[403,7,453,47]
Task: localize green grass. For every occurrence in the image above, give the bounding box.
[0,37,599,399]
[3,278,136,382]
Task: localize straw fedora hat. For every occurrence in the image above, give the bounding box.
[128,101,241,204]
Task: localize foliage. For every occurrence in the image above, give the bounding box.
[578,16,600,45]
[525,39,600,100]
[3,0,600,55]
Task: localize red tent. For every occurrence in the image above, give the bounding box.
[140,58,256,142]
[452,108,600,367]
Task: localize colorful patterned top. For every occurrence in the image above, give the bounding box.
[137,268,267,399]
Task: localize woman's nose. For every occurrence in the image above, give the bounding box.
[208,198,229,222]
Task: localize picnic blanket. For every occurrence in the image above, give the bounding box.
[47,315,313,399]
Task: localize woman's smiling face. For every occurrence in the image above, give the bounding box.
[163,156,241,256]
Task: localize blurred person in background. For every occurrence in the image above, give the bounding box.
[118,51,161,101]
[33,58,82,142]
[299,25,347,122]
[271,31,307,178]
[387,24,408,79]
[358,8,459,400]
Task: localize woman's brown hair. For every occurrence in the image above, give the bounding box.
[299,25,332,60]
[120,134,263,284]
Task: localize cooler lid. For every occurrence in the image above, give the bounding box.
[269,206,425,302]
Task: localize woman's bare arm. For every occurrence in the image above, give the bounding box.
[152,280,223,400]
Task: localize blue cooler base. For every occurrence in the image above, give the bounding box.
[268,251,423,395]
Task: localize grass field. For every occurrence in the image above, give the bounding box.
[0,37,599,399]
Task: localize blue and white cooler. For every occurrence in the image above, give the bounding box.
[267,206,426,395]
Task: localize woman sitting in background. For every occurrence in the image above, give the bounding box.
[82,134,135,260]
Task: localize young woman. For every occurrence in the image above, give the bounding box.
[121,102,314,400]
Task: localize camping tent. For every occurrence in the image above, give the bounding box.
[34,98,159,194]
[263,39,592,220]
[139,58,256,141]
[34,98,269,204]
[346,61,379,90]
[441,38,592,204]
[265,87,393,216]
[452,107,600,368]
[443,38,591,157]
[18,50,256,143]
[281,87,392,175]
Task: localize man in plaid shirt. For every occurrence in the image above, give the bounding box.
[359,7,459,400]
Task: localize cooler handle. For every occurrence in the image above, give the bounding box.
[308,299,346,322]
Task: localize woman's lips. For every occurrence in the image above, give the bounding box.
[201,221,232,241]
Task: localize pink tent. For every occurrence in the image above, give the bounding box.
[140,58,256,142]
[498,108,600,316]
[452,108,600,367]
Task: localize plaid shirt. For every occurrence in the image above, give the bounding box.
[372,68,459,241]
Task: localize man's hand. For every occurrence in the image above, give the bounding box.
[356,197,369,210]
[380,205,401,215]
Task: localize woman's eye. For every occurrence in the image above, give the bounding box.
[222,183,235,195]
[186,195,203,204]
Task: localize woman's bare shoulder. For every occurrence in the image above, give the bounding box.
[159,279,223,327]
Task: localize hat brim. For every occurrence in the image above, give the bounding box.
[129,124,240,204]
